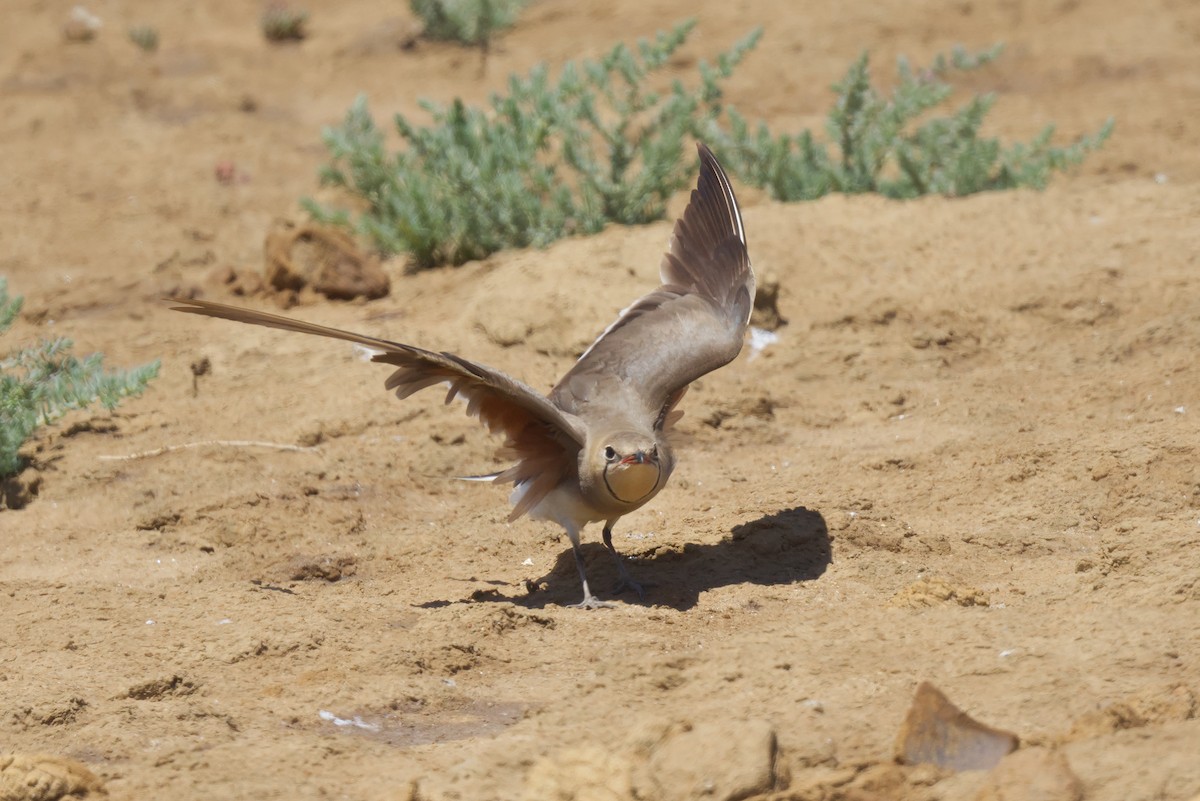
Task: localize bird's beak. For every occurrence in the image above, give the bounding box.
[620,450,654,466]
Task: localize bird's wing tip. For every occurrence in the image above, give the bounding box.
[454,472,502,483]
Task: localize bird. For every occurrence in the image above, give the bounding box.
[170,142,755,608]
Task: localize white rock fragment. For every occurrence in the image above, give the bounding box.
[747,327,779,361]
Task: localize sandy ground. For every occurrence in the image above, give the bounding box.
[2,0,1199,799]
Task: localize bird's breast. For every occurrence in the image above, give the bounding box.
[603,462,662,505]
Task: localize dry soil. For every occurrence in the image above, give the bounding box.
[2,1,1199,799]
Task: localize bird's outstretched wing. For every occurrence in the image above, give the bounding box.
[550,143,755,427]
[169,298,586,519]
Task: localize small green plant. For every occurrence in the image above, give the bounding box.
[261,4,308,42]
[0,279,160,478]
[707,45,1113,201]
[305,20,760,269]
[128,25,159,53]
[411,0,526,48]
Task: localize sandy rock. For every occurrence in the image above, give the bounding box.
[522,746,633,801]
[630,719,779,801]
[0,753,105,801]
[62,7,101,42]
[890,578,989,608]
[1062,683,1196,741]
[896,682,1018,771]
[264,220,389,301]
[973,748,1083,801]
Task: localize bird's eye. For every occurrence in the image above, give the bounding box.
[604,446,618,462]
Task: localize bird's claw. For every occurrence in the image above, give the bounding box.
[568,595,614,610]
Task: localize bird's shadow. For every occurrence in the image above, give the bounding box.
[418,506,831,612]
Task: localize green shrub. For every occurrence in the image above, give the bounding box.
[304,20,761,269]
[128,25,159,53]
[0,279,160,478]
[262,5,308,42]
[706,45,1113,201]
[411,0,526,47]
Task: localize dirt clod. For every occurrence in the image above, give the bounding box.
[264,220,389,301]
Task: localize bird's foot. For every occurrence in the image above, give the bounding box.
[567,594,614,610]
[611,577,647,601]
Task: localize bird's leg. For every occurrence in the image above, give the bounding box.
[563,525,612,610]
[603,523,645,601]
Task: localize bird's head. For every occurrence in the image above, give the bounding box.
[594,433,662,505]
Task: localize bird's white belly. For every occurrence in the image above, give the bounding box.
[511,481,604,531]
